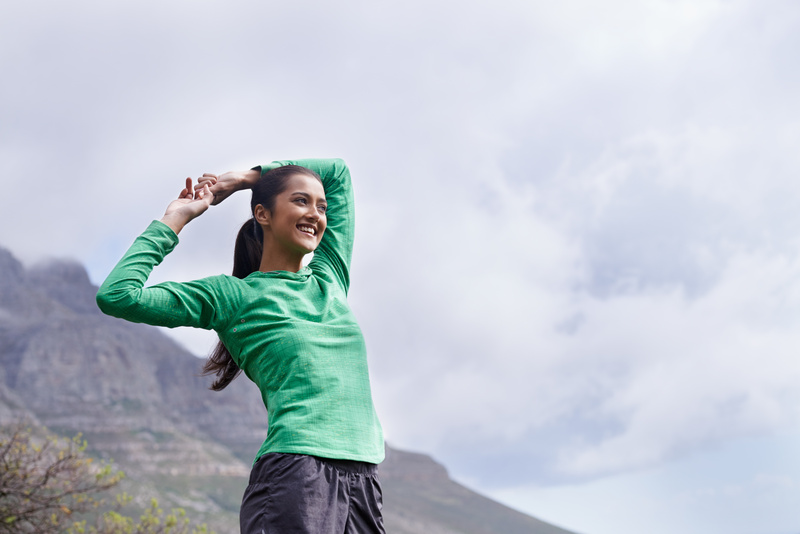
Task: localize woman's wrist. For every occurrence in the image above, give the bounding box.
[159,213,188,235]
[242,169,261,188]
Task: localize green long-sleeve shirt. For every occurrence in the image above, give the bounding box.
[96,158,384,464]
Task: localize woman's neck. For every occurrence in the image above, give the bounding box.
[259,242,305,273]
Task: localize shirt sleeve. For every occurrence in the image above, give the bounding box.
[96,220,235,330]
[257,158,354,293]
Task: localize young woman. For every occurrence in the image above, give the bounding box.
[96,158,385,533]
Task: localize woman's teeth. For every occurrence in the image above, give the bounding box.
[298,225,316,235]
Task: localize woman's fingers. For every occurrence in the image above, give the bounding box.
[196,173,217,191]
[179,177,193,199]
[195,182,214,203]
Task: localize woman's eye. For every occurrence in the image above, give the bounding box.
[295,198,307,205]
[318,205,327,213]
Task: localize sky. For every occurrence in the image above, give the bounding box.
[2,1,800,533]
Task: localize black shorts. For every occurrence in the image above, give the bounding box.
[240,453,385,534]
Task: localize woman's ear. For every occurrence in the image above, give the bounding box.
[253,204,270,226]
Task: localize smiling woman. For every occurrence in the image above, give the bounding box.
[95,158,385,534]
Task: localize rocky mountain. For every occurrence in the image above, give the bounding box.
[0,246,576,534]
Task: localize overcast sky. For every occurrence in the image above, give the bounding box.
[3,1,800,533]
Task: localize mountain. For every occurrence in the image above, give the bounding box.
[0,246,577,534]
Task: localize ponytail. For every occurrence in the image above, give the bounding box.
[232,218,263,279]
[201,164,322,391]
[201,218,263,391]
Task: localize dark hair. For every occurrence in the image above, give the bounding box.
[201,165,323,391]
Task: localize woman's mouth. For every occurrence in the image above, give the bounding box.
[297,225,316,236]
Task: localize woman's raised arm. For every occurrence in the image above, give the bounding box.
[96,179,235,331]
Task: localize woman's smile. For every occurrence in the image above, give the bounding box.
[297,224,317,236]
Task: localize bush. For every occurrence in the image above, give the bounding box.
[0,424,211,534]
[67,495,209,534]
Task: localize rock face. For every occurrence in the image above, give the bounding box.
[0,247,576,534]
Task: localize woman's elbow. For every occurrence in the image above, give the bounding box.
[95,286,131,318]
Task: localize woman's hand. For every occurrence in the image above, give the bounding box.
[160,178,214,234]
[196,169,260,205]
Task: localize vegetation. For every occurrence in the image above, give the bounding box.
[66,496,210,534]
[0,424,211,534]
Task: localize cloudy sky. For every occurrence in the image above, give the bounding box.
[3,1,800,532]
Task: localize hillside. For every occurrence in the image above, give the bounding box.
[0,246,576,534]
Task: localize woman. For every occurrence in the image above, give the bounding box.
[96,158,385,534]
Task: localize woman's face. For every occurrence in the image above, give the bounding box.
[257,173,327,256]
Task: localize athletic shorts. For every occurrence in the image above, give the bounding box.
[239,453,385,534]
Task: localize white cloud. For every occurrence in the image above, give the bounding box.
[556,250,800,477]
[489,432,800,534]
